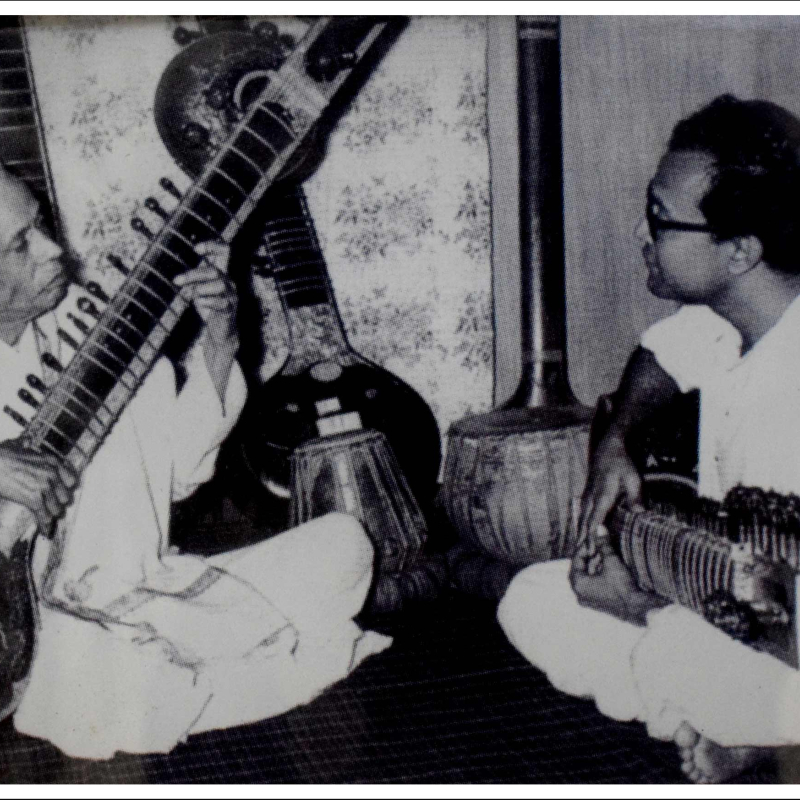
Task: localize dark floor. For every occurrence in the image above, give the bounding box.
[0,591,777,784]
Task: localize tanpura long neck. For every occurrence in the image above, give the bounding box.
[258,184,356,375]
[0,17,61,240]
[16,17,386,474]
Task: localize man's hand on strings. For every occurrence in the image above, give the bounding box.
[578,431,642,546]
[174,240,238,349]
[174,240,240,405]
[569,527,667,626]
[0,439,77,533]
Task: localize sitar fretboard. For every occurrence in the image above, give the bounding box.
[20,17,390,474]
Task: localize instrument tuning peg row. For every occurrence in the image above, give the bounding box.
[18,390,39,410]
[77,297,100,319]
[86,282,110,304]
[3,406,27,427]
[67,312,91,336]
[26,375,47,394]
[131,218,154,241]
[145,197,169,220]
[160,177,182,200]
[107,255,130,276]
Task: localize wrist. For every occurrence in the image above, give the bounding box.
[624,587,666,626]
[602,422,628,449]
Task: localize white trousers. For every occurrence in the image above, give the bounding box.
[498,559,800,748]
[15,514,391,760]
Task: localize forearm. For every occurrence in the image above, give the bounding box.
[597,346,682,446]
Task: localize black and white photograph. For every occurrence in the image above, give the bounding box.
[0,3,798,790]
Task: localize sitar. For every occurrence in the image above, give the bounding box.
[0,15,397,721]
[156,19,441,572]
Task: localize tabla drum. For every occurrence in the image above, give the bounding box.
[289,428,428,575]
[440,406,593,567]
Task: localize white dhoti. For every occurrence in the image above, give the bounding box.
[16,513,391,760]
[498,559,800,749]
[2,286,391,761]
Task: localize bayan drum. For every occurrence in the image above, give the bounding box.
[289,428,446,612]
[441,406,591,568]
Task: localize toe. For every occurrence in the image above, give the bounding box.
[674,722,700,749]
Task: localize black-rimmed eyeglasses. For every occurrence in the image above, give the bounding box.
[646,203,712,241]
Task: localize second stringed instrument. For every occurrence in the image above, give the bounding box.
[158,19,442,563]
[0,15,396,722]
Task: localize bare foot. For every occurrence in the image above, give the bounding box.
[674,722,772,783]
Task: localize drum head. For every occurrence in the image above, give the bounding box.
[449,405,593,438]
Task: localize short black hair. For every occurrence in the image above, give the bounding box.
[668,94,800,274]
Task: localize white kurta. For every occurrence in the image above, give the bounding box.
[2,285,390,759]
[499,296,800,748]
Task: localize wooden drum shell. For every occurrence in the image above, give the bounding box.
[289,428,428,575]
[440,407,592,566]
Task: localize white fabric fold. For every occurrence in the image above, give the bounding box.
[2,286,391,760]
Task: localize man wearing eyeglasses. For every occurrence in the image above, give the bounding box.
[499,95,800,783]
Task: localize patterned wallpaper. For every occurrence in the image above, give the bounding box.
[24,15,492,437]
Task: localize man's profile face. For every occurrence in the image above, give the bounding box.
[635,150,729,304]
[0,169,67,332]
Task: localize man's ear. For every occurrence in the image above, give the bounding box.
[725,234,763,276]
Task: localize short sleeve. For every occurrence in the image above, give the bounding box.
[640,305,739,393]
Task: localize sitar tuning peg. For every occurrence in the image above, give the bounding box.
[18,390,39,410]
[41,353,64,373]
[67,312,91,336]
[26,375,47,394]
[3,406,27,427]
[253,21,279,41]
[107,254,130,276]
[76,297,100,319]
[145,197,169,220]
[173,26,203,47]
[57,329,79,350]
[307,50,358,83]
[131,218,154,241]
[86,282,110,304]
[160,177,182,200]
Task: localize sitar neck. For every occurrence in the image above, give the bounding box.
[256,184,352,370]
[16,17,391,472]
[0,17,62,240]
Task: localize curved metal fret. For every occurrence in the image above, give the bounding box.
[211,166,248,198]
[240,125,277,156]
[176,206,219,238]
[92,322,149,363]
[71,348,135,392]
[34,416,90,460]
[119,271,174,307]
[190,186,233,218]
[228,144,264,175]
[42,392,105,440]
[112,291,169,334]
